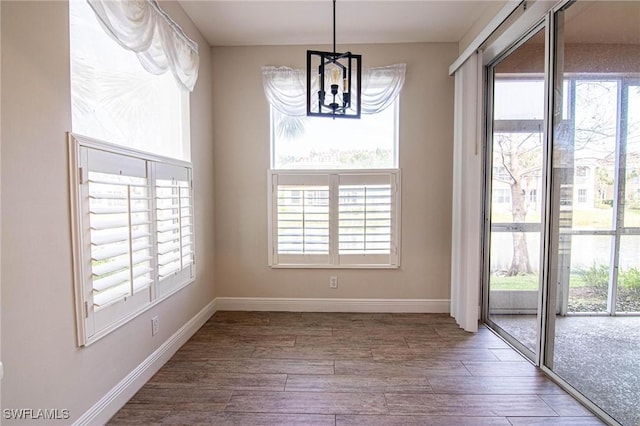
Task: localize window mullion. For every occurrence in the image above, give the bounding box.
[148,161,158,301]
[364,186,369,252]
[126,184,134,298]
[329,173,340,265]
[177,178,184,269]
[391,171,399,264]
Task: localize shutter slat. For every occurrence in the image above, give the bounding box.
[158,241,181,255]
[93,269,130,292]
[157,222,181,233]
[92,253,152,276]
[93,277,152,310]
[92,244,129,261]
[90,217,151,231]
[93,285,129,309]
[158,250,180,266]
[157,233,180,244]
[159,262,181,278]
[90,205,151,214]
[89,192,149,201]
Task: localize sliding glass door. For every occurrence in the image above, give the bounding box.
[482,1,640,424]
[484,27,547,359]
[545,2,640,425]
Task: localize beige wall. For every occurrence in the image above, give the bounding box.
[212,43,456,301]
[0,1,214,422]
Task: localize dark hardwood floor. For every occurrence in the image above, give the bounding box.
[108,311,604,425]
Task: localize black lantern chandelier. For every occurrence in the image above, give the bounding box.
[306,0,361,119]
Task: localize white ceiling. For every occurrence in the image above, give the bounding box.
[177,1,506,47]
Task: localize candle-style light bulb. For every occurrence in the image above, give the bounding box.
[330,67,341,86]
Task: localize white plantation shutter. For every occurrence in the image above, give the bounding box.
[338,173,399,266]
[71,135,195,345]
[269,170,400,268]
[88,171,154,308]
[81,148,154,338]
[271,173,330,265]
[155,163,195,296]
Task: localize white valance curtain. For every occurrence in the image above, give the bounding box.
[262,63,406,117]
[87,0,199,91]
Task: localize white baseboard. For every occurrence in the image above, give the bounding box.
[74,299,217,426]
[214,297,450,313]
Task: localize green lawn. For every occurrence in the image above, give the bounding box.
[490,207,640,228]
[491,274,588,291]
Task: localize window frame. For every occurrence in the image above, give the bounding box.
[268,169,401,269]
[69,133,196,346]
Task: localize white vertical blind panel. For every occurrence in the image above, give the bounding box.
[450,54,481,332]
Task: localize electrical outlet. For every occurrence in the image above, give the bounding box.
[329,276,338,289]
[151,316,159,336]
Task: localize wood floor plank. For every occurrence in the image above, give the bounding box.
[149,369,287,391]
[384,394,558,416]
[206,358,335,375]
[108,408,180,425]
[159,412,336,426]
[335,359,471,377]
[202,325,333,337]
[190,333,296,347]
[226,390,388,415]
[337,414,512,425]
[405,333,511,349]
[490,347,528,361]
[506,416,606,425]
[372,347,500,362]
[295,334,409,348]
[196,372,287,391]
[124,383,231,406]
[170,342,255,361]
[206,311,271,326]
[463,361,542,377]
[539,394,596,416]
[252,345,372,360]
[428,375,566,395]
[389,313,458,325]
[333,325,439,338]
[285,374,432,393]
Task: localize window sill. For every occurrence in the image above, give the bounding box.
[269,264,400,269]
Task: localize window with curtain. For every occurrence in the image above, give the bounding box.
[69,0,196,161]
[264,65,405,268]
[68,0,199,345]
